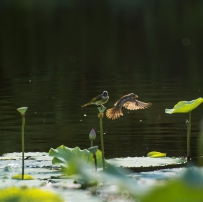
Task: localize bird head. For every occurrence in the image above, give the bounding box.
[130,93,138,99]
[102,91,108,97]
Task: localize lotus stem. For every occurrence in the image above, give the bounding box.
[91,140,93,147]
[88,146,98,172]
[21,114,25,180]
[198,118,203,166]
[98,106,106,170]
[17,107,28,180]
[187,112,191,160]
[93,153,97,172]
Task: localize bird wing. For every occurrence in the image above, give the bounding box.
[114,101,118,106]
[123,99,152,110]
[91,94,101,102]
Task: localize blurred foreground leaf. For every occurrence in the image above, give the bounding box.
[141,168,203,202]
[0,187,63,202]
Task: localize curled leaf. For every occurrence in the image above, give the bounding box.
[165,97,203,114]
[147,151,166,158]
[17,107,28,114]
[88,146,98,154]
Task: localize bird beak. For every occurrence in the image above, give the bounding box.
[135,95,138,98]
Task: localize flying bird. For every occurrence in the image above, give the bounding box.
[106,93,151,120]
[81,91,109,108]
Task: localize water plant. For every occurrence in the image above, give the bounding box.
[12,174,35,180]
[88,146,98,171]
[89,128,96,147]
[165,97,203,160]
[16,107,28,180]
[49,145,103,174]
[147,151,166,158]
[98,106,106,170]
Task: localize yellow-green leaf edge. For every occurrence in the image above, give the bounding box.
[12,174,35,180]
[165,97,203,114]
[147,151,166,158]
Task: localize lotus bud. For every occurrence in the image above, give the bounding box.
[89,128,96,140]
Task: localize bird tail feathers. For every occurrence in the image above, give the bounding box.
[106,106,123,120]
[81,102,91,107]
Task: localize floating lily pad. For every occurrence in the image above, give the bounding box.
[0,152,53,161]
[165,97,203,114]
[107,157,186,172]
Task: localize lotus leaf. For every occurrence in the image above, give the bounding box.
[165,97,203,114]
[0,187,63,202]
[49,146,103,172]
[107,157,186,168]
[17,107,28,114]
[147,151,166,158]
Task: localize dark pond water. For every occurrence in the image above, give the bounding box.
[0,1,203,159]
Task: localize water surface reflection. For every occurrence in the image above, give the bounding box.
[0,68,202,159]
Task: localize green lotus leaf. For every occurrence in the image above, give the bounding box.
[165,97,203,114]
[49,145,103,173]
[17,107,28,114]
[147,151,166,158]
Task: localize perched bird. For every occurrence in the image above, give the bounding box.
[106,93,151,120]
[81,91,109,108]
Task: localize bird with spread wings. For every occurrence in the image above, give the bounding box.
[106,93,151,120]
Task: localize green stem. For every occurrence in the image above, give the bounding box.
[22,114,25,180]
[91,140,93,147]
[93,153,97,172]
[100,116,105,169]
[98,106,106,170]
[187,112,191,160]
